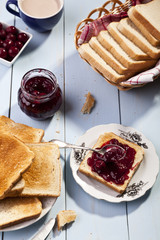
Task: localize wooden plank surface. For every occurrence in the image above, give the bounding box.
[0,0,160,239]
[64,0,129,240]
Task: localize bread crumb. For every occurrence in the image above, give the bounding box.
[81,92,95,114]
[57,210,77,231]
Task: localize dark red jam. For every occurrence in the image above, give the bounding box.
[87,138,136,185]
[18,69,62,120]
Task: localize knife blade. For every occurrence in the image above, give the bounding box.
[31,218,55,240]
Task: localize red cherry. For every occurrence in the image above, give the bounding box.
[17,32,28,43]
[0,29,6,40]
[8,46,19,58]
[15,41,23,50]
[0,48,7,59]
[6,26,18,35]
[0,40,3,47]
[7,55,14,62]
[3,39,14,50]
[6,33,17,42]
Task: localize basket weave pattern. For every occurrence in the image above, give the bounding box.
[74,0,151,90]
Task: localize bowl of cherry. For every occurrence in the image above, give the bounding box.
[0,22,32,67]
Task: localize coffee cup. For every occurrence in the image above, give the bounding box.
[6,0,63,32]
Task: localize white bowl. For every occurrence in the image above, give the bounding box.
[0,22,32,67]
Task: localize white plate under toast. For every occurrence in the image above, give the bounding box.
[70,124,159,203]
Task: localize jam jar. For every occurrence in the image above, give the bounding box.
[18,68,62,120]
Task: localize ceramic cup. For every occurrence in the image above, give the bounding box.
[6,0,63,32]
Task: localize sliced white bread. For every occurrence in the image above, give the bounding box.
[18,143,61,197]
[89,37,129,75]
[79,132,144,194]
[108,21,150,60]
[0,197,42,229]
[0,115,44,143]
[117,18,160,59]
[78,43,129,83]
[57,210,77,231]
[128,7,160,47]
[132,0,160,40]
[98,31,156,71]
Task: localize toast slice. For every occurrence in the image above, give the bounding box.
[128,7,160,47]
[79,132,144,194]
[0,197,42,229]
[0,115,44,143]
[6,179,25,197]
[108,21,150,60]
[117,18,160,59]
[131,0,160,40]
[18,143,61,197]
[57,210,77,231]
[0,133,34,199]
[89,37,129,75]
[78,43,129,83]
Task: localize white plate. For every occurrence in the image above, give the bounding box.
[70,124,159,203]
[0,22,32,67]
[2,197,57,231]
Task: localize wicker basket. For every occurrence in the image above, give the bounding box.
[74,0,156,91]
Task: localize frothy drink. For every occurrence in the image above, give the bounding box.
[20,0,61,18]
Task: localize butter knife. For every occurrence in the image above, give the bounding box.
[31,218,55,240]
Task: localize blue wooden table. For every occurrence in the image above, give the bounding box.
[0,0,160,239]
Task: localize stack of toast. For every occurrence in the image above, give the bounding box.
[0,116,61,229]
[78,0,160,88]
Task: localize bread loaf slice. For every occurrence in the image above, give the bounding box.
[118,18,160,59]
[18,143,61,197]
[0,133,34,199]
[79,132,144,194]
[57,210,77,231]
[0,197,42,229]
[108,21,150,60]
[6,179,25,197]
[97,31,156,71]
[78,43,128,83]
[89,37,129,75]
[131,0,160,40]
[128,7,160,47]
[0,115,44,143]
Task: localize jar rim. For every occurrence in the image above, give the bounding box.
[21,68,58,101]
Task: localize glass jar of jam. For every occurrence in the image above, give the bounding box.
[18,68,62,120]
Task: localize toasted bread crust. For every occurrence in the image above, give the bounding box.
[79,132,144,193]
[18,143,61,197]
[0,133,34,199]
[0,197,42,229]
[6,179,25,197]
[0,116,44,143]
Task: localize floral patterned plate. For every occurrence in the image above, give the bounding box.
[70,124,159,202]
